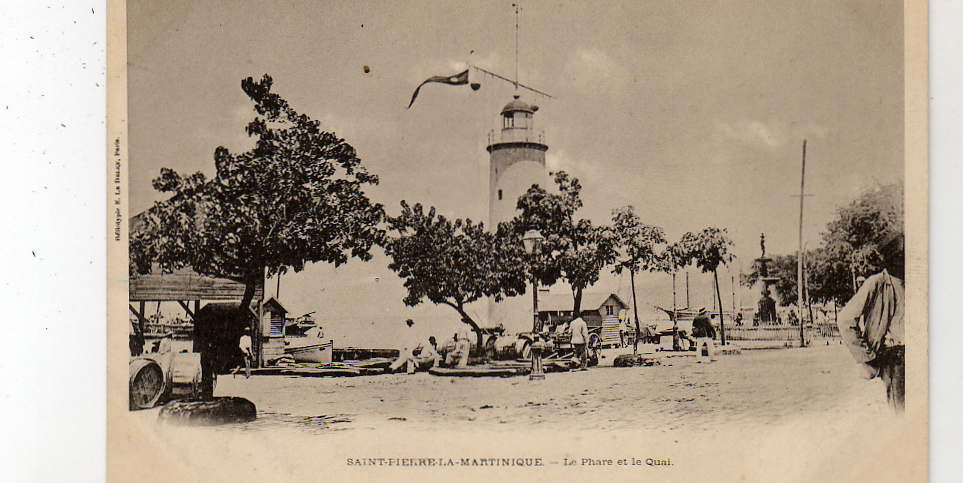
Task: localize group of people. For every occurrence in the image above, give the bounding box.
[390,314,596,374]
[388,319,472,374]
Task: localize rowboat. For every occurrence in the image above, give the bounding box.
[284,340,333,363]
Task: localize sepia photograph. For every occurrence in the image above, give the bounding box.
[108,0,927,481]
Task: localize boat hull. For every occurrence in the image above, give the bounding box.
[284,341,333,363]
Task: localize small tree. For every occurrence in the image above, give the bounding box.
[671,227,735,345]
[385,202,528,349]
[513,171,619,316]
[611,206,667,354]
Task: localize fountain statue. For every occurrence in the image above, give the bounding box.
[753,233,779,325]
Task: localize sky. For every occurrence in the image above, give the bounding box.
[128,0,903,346]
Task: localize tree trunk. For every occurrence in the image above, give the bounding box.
[239,274,261,362]
[713,269,727,346]
[451,304,484,355]
[631,269,641,355]
[572,287,583,318]
[200,272,258,400]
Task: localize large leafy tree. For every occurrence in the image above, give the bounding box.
[670,227,735,345]
[820,181,904,298]
[611,206,667,354]
[512,171,619,316]
[741,182,904,306]
[384,202,528,349]
[131,74,386,316]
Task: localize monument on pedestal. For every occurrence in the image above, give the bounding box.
[753,233,779,325]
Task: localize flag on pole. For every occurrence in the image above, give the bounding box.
[407,69,469,109]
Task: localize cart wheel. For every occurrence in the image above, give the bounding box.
[588,334,602,366]
[519,340,532,360]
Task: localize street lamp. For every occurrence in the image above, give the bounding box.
[522,229,545,381]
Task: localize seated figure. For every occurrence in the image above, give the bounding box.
[444,332,471,368]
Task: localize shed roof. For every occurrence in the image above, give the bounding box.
[129,210,262,302]
[538,292,629,313]
[262,297,288,314]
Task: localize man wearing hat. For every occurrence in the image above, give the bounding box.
[691,308,716,356]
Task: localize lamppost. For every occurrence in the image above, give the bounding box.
[522,229,545,381]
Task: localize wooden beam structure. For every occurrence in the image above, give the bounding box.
[177,300,196,320]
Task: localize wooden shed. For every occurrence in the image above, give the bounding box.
[538,292,630,347]
[259,297,288,362]
[129,212,267,366]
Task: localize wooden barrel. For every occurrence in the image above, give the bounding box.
[168,352,202,400]
[129,358,165,410]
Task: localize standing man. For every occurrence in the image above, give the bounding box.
[837,268,905,411]
[238,327,254,378]
[569,313,589,371]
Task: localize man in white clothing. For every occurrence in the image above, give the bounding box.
[569,314,589,371]
[389,319,419,374]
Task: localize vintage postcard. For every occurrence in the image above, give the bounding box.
[107,1,928,481]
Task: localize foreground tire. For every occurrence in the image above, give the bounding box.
[158,397,256,426]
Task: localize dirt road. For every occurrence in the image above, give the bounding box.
[208,344,890,434]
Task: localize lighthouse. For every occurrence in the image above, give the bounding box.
[487,95,549,227]
[486,95,549,329]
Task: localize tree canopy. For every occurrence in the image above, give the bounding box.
[610,205,667,277]
[130,74,386,312]
[670,227,735,275]
[512,171,619,316]
[384,201,528,348]
[742,182,904,306]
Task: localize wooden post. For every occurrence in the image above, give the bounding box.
[731,274,737,324]
[685,271,690,308]
[796,139,807,348]
[672,272,677,314]
[631,270,641,355]
[530,271,545,380]
[714,270,726,346]
[138,301,147,337]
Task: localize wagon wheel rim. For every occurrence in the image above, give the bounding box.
[519,341,532,360]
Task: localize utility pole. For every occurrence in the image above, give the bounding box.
[731,274,737,322]
[796,140,808,348]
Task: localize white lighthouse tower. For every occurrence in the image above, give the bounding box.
[487,95,549,225]
[486,95,549,330]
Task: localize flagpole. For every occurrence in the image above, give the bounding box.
[513,3,520,91]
